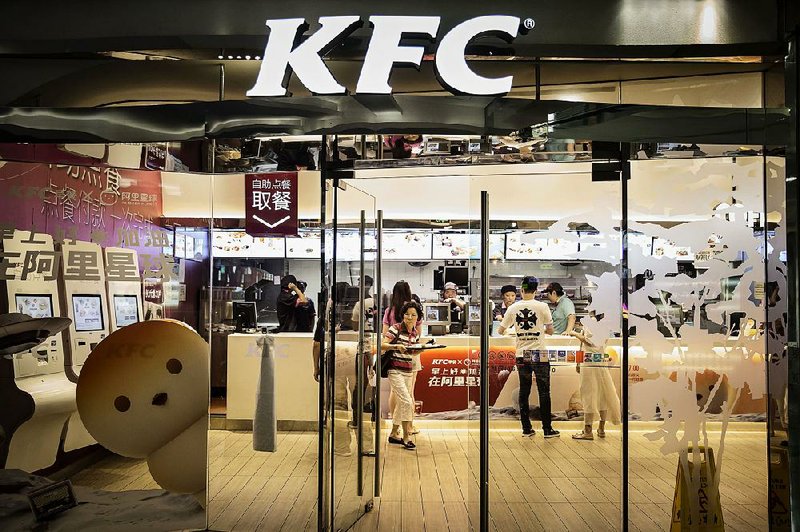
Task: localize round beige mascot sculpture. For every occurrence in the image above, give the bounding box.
[76,320,208,504]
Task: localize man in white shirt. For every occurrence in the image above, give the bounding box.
[498,276,560,438]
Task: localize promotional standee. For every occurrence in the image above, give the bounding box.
[1,230,77,471]
[104,247,143,331]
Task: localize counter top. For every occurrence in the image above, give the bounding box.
[227,333,317,422]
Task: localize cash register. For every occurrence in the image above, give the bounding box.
[423,303,450,336]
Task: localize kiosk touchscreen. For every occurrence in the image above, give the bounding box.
[59,240,109,379]
[2,230,66,378]
[113,295,139,327]
[104,247,143,331]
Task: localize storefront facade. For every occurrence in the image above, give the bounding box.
[0,1,798,530]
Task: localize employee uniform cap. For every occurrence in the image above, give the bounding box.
[443,282,458,290]
[500,284,517,295]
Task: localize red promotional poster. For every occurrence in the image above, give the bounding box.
[245,172,298,237]
[0,160,169,277]
[413,346,518,413]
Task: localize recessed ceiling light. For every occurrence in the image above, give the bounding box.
[227,55,233,59]
[236,55,242,59]
[245,55,251,60]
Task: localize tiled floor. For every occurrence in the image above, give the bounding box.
[71,422,769,531]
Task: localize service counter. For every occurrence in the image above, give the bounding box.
[227,332,317,423]
[226,331,764,424]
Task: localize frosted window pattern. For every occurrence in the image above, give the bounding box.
[627,156,769,527]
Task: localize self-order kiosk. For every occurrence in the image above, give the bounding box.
[1,230,77,471]
[59,239,110,381]
[104,247,143,331]
[59,239,111,453]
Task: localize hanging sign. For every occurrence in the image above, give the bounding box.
[247,15,528,97]
[245,172,298,237]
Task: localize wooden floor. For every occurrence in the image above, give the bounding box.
[71,423,769,531]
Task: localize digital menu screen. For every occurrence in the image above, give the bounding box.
[505,232,579,259]
[433,232,472,259]
[383,230,432,260]
[468,233,505,260]
[175,233,186,258]
[212,230,286,258]
[193,237,204,260]
[505,231,548,259]
[163,231,175,257]
[185,236,195,260]
[113,295,139,327]
[286,231,322,259]
[336,231,377,261]
[15,294,54,318]
[72,295,104,332]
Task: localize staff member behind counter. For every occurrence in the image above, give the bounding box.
[493,284,518,321]
[545,282,576,335]
[442,282,466,330]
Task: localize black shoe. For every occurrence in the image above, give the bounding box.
[543,429,560,438]
[522,429,535,437]
[402,440,416,450]
[388,436,404,445]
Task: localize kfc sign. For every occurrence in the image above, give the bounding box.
[245,172,298,237]
[247,15,526,97]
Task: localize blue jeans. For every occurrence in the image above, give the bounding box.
[517,362,552,432]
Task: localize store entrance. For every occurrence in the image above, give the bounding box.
[322,143,780,531]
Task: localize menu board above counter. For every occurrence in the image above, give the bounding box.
[212,230,286,258]
[336,230,377,261]
[433,231,473,259]
[506,231,578,260]
[286,231,321,259]
[383,230,432,260]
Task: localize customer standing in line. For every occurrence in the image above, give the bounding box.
[545,282,576,335]
[498,276,560,438]
[569,326,621,440]
[383,281,423,434]
[382,301,425,450]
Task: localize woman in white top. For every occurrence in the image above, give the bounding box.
[569,327,621,440]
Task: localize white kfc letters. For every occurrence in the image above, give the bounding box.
[247,15,523,97]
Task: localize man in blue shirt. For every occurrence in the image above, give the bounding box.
[545,282,576,334]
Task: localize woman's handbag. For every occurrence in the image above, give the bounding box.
[380,349,394,378]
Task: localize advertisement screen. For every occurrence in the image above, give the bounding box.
[433,232,472,259]
[72,295,104,332]
[212,230,285,258]
[113,295,139,327]
[15,294,54,318]
[286,231,321,259]
[185,235,195,260]
[175,233,186,258]
[383,231,432,260]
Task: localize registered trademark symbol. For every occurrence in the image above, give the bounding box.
[523,18,536,30]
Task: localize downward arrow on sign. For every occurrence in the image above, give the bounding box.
[252,214,290,228]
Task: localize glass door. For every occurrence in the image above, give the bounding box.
[477,163,624,530]
[322,170,377,531]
